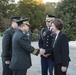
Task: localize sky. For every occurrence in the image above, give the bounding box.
[15,0,60,3]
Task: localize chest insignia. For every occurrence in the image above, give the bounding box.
[43,32,46,36]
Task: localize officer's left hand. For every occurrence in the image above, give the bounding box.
[5,60,10,64]
[61,66,67,72]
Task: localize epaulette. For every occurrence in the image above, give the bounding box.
[5,28,10,31]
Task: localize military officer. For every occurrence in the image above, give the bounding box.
[38,14,55,75]
[9,18,44,75]
[1,16,21,75]
[23,17,32,41]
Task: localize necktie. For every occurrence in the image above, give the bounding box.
[48,27,50,31]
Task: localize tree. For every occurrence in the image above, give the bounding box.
[18,0,45,31]
[0,0,9,32]
[55,0,76,40]
[0,0,19,31]
[45,2,56,15]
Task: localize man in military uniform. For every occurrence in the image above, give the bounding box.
[9,18,44,75]
[23,17,32,41]
[38,14,55,75]
[1,16,21,75]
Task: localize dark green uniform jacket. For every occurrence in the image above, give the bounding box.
[9,29,39,70]
[1,27,15,61]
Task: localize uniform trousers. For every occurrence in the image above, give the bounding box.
[12,70,27,75]
[2,58,12,75]
[41,57,54,75]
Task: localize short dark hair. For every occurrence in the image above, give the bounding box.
[52,19,63,30]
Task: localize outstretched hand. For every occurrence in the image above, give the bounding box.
[40,48,45,55]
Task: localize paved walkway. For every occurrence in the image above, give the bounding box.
[0,37,76,75]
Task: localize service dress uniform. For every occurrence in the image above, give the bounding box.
[1,27,15,75]
[39,26,54,75]
[9,18,39,75]
[1,16,21,75]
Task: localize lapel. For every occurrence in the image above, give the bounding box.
[54,31,62,47]
[45,27,49,32]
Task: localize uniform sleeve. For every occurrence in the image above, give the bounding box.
[38,31,43,48]
[19,35,40,55]
[61,34,70,67]
[2,30,11,60]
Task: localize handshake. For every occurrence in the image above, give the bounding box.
[39,48,50,58]
[40,48,45,55]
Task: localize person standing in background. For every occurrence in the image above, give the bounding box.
[1,16,21,75]
[38,14,55,75]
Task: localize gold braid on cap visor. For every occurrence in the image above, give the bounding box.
[45,18,55,21]
[23,21,30,25]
